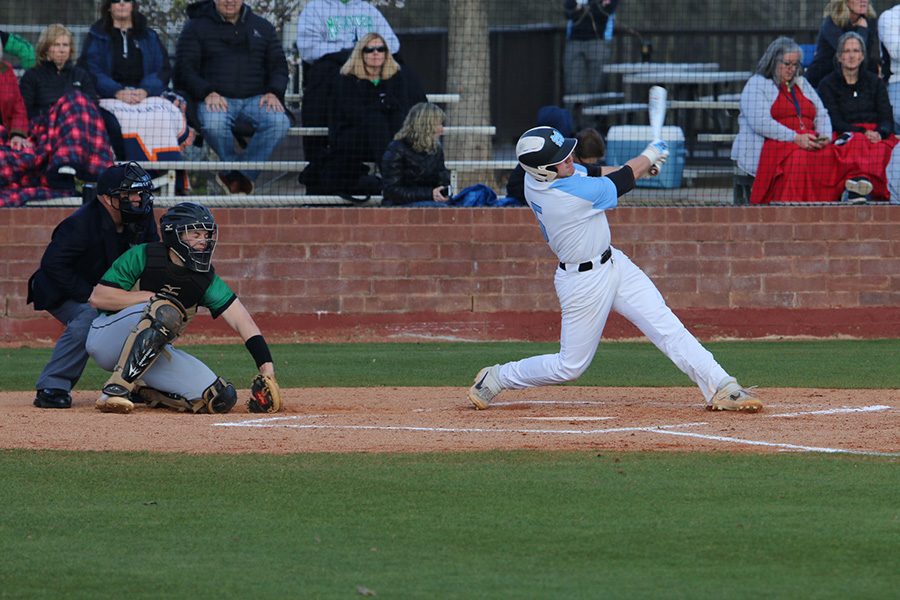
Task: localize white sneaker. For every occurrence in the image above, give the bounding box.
[708,377,762,413]
[844,177,872,202]
[467,365,501,410]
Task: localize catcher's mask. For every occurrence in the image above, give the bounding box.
[516,126,577,182]
[160,202,218,272]
[96,161,155,223]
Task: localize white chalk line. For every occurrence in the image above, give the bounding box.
[215,416,708,436]
[492,400,608,407]
[215,405,897,456]
[767,405,892,418]
[521,416,615,421]
[648,428,900,457]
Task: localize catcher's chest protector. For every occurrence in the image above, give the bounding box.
[139,243,214,312]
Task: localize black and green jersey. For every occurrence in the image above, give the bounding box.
[98,243,236,317]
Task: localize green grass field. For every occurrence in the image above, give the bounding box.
[1,340,898,598]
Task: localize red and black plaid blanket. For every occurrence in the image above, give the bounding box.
[0,91,113,207]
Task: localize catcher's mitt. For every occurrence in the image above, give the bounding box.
[248,374,283,413]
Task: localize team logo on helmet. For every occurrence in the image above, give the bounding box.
[549,129,564,147]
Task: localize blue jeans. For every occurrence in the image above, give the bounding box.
[199,95,290,181]
[35,300,98,392]
[889,82,900,135]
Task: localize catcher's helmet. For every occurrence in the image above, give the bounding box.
[96,161,154,223]
[516,126,577,182]
[160,202,217,272]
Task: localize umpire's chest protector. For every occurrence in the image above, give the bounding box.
[138,243,214,311]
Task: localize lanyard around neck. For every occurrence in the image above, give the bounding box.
[785,82,804,130]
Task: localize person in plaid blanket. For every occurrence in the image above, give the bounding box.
[1,24,114,207]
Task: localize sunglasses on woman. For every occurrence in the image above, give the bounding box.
[363,46,387,54]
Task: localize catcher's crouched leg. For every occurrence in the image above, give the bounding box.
[97,297,188,414]
[136,377,237,414]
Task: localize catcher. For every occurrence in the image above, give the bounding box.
[85,202,281,414]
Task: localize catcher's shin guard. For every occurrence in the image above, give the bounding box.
[101,297,188,400]
[135,386,191,411]
[136,378,236,414]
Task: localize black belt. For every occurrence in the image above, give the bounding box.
[559,247,612,272]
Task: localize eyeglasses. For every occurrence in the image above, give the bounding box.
[780,61,801,68]
[363,46,387,54]
[110,0,133,3]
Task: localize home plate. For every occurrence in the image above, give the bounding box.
[521,416,616,421]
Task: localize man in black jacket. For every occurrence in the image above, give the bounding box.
[174,0,290,195]
[27,162,159,408]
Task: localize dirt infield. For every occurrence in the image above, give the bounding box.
[1,387,896,457]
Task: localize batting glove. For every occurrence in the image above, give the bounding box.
[640,139,669,165]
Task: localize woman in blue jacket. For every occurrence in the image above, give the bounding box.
[80,0,191,185]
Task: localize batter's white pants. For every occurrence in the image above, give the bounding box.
[498,247,729,403]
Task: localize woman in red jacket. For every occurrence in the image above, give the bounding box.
[0,46,31,151]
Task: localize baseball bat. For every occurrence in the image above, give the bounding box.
[647,85,667,175]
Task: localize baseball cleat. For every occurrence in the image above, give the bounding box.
[96,384,135,414]
[708,377,762,413]
[95,394,134,414]
[468,365,501,410]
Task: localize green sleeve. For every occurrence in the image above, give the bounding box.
[202,274,236,318]
[98,244,148,290]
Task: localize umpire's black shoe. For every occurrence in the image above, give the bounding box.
[34,388,73,409]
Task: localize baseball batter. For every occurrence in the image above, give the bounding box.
[85,202,277,414]
[467,126,762,413]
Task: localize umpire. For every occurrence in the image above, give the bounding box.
[27,162,159,408]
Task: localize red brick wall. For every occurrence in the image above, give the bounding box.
[2,205,899,344]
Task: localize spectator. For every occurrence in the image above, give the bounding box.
[879,3,900,133]
[300,33,424,197]
[380,102,451,207]
[10,24,113,201]
[0,29,36,69]
[174,0,291,196]
[0,45,30,151]
[296,0,400,163]
[563,0,619,98]
[806,0,880,87]
[818,31,898,201]
[27,162,159,409]
[731,37,865,204]
[80,0,193,192]
[572,127,607,170]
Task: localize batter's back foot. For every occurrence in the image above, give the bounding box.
[468,365,501,410]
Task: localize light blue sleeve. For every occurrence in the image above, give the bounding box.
[551,174,618,210]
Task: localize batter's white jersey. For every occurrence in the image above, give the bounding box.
[524,164,615,264]
[497,166,731,404]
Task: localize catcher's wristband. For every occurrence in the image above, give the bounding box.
[245,334,273,368]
